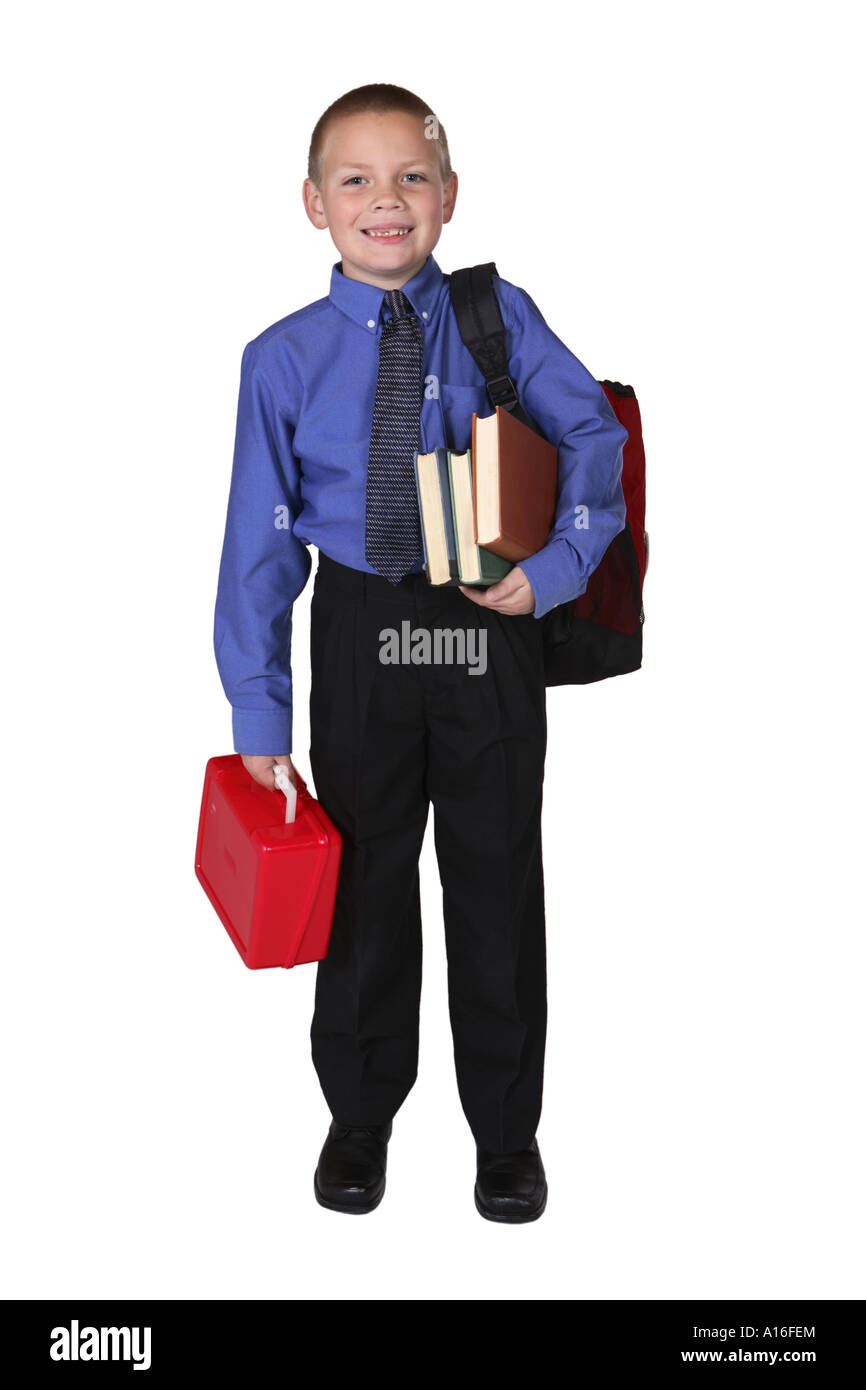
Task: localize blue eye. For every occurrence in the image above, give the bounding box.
[342,173,426,186]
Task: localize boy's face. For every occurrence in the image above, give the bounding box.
[303,110,457,290]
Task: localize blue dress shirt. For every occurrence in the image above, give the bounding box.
[214,253,629,755]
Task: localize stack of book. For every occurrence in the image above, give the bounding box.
[413,406,558,587]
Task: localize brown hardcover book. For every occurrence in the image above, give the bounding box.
[471,406,558,562]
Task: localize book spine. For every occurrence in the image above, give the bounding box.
[446,450,465,581]
[413,451,430,581]
[436,448,460,584]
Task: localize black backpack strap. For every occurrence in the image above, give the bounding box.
[448,263,534,429]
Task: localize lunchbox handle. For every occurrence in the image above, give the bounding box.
[272,764,298,824]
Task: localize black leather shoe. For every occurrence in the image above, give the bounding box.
[314,1119,393,1214]
[475,1137,547,1223]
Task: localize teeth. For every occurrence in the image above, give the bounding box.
[365,228,411,237]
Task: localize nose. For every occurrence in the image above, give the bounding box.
[371,179,406,209]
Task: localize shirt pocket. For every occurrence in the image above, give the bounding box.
[439,384,492,453]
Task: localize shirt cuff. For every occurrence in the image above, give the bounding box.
[517,539,585,621]
[232,706,293,757]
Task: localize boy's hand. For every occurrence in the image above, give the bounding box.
[459,565,536,616]
[241,754,296,791]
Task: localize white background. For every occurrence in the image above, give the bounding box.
[2,0,863,1301]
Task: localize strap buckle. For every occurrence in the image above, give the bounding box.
[485,374,520,410]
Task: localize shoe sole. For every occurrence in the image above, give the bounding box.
[474,1184,548,1224]
[314,1171,385,1214]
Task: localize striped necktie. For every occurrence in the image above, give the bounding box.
[364,288,424,584]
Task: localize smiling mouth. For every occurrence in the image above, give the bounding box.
[362,227,414,241]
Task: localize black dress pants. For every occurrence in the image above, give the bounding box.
[308,550,548,1154]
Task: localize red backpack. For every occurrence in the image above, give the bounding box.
[449,263,647,685]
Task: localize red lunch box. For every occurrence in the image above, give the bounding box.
[195,754,342,969]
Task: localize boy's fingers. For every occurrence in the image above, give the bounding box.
[458,584,487,605]
[460,566,534,612]
[460,573,535,615]
[272,756,296,788]
[240,753,296,790]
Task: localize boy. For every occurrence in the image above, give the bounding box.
[213,84,629,1222]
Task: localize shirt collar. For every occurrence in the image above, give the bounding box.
[328,253,445,334]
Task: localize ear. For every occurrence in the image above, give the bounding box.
[302,177,328,229]
[442,171,458,225]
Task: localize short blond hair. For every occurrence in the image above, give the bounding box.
[307,83,452,189]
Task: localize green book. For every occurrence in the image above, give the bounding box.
[448,448,513,586]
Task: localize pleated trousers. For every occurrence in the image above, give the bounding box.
[308,549,548,1154]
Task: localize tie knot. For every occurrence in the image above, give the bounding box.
[382,289,412,322]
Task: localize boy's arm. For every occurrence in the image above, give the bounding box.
[213,340,311,755]
[499,282,630,620]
